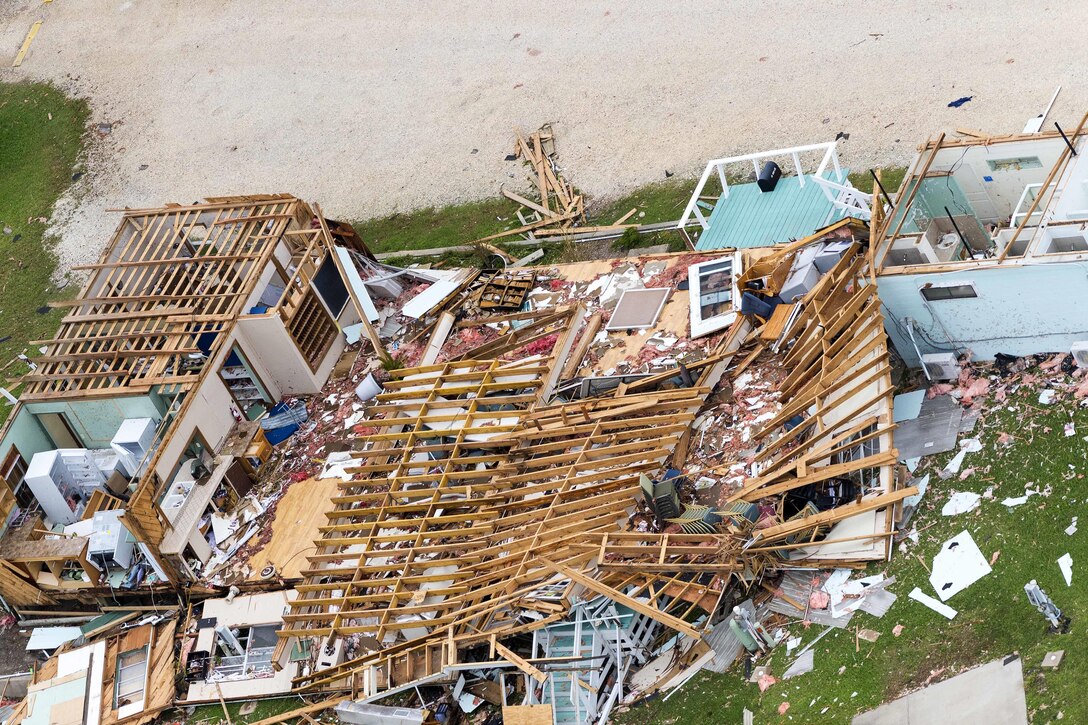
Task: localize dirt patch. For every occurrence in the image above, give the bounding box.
[4,1,1084,280]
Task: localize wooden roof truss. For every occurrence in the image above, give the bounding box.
[283,359,708,693]
[24,195,324,400]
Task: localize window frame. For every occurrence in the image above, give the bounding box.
[688,255,739,338]
[985,156,1042,172]
[830,423,882,490]
[114,645,149,709]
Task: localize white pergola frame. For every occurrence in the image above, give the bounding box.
[678,141,871,231]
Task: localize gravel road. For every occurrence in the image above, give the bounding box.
[3,1,1088,277]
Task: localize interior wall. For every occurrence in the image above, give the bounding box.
[153,343,243,485]
[24,395,163,450]
[877,261,1088,366]
[244,260,284,313]
[1051,150,1088,220]
[929,139,1066,224]
[0,408,52,466]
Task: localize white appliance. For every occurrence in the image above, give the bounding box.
[779,245,822,302]
[215,625,245,657]
[315,637,346,672]
[921,352,961,381]
[24,449,105,525]
[813,239,853,274]
[1072,341,1088,369]
[110,418,157,478]
[90,448,125,478]
[89,509,135,569]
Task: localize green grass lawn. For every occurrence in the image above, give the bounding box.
[616,375,1088,724]
[355,166,904,262]
[352,197,526,255]
[166,695,309,724]
[849,166,907,200]
[0,82,89,422]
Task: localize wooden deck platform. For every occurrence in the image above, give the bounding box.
[695,174,845,251]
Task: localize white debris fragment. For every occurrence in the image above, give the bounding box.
[1001,488,1039,508]
[941,491,981,516]
[1058,553,1073,586]
[940,438,982,479]
[902,474,929,509]
[320,450,357,481]
[1067,517,1079,536]
[929,530,992,601]
[1039,389,1056,405]
[909,587,958,619]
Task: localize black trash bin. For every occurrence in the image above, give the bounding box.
[757,161,782,192]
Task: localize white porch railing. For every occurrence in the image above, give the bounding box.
[678,141,872,231]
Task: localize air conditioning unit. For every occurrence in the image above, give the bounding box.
[921,352,960,381]
[1072,341,1088,369]
[315,637,346,671]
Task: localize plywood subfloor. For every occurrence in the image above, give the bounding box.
[551,255,693,377]
[245,477,341,581]
[590,289,692,376]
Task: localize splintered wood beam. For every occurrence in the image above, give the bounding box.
[502,187,558,219]
[493,640,548,684]
[753,486,918,542]
[538,559,703,639]
[469,210,580,244]
[246,697,349,725]
[560,310,602,381]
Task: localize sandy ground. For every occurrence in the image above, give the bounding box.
[3,1,1088,277]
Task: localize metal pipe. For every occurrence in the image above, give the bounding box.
[870,169,893,208]
[1056,122,1078,156]
[943,206,969,252]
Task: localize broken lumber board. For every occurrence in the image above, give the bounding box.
[420,312,456,366]
[613,207,639,225]
[469,210,580,244]
[754,486,918,542]
[539,559,702,639]
[476,242,514,263]
[559,311,602,380]
[494,640,548,684]
[247,697,349,725]
[502,187,558,219]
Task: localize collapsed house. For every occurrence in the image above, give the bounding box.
[241,222,909,723]
[0,197,910,723]
[17,124,1076,723]
[0,194,373,601]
